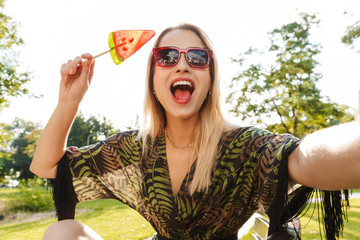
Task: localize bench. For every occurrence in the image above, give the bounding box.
[251,212,300,240]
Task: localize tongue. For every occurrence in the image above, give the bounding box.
[174,89,191,100]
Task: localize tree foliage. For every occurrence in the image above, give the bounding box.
[0,119,41,181]
[0,150,11,183]
[0,0,32,110]
[342,19,360,53]
[227,13,353,138]
[0,114,119,183]
[67,112,119,147]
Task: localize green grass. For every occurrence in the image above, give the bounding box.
[0,188,155,240]
[0,188,360,239]
[243,198,360,240]
[0,188,56,240]
[300,197,360,240]
[0,187,54,213]
[74,200,155,240]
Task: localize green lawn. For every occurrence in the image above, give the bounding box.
[243,197,360,240]
[0,190,155,240]
[74,200,155,240]
[0,188,154,240]
[300,197,360,240]
[0,188,360,239]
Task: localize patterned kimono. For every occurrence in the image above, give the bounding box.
[51,127,349,240]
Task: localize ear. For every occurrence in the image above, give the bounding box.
[205,91,211,101]
[153,89,159,102]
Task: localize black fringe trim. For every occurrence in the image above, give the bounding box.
[49,153,79,221]
[267,143,350,239]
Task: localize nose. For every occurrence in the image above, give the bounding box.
[175,52,190,72]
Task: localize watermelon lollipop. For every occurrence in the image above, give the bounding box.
[94,30,156,65]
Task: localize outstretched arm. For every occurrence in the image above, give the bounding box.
[30,53,95,178]
[289,118,360,190]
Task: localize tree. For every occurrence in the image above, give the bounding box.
[0,0,32,110]
[0,119,41,181]
[342,19,360,52]
[227,13,353,138]
[342,18,360,120]
[67,112,119,147]
[0,114,118,183]
[0,151,11,183]
[0,123,13,183]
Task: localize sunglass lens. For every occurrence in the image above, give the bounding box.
[156,49,179,66]
[187,50,208,67]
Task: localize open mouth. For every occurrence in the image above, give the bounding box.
[171,80,194,100]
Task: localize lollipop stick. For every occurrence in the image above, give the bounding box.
[93,49,111,59]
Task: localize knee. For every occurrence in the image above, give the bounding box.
[43,219,100,240]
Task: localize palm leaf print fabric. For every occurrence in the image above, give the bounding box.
[51,127,348,239]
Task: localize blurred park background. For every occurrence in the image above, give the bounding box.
[1,0,360,239]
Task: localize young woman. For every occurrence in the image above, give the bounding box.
[30,23,360,240]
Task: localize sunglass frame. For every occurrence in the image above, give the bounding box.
[153,47,212,68]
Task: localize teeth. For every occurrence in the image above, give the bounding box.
[172,81,192,87]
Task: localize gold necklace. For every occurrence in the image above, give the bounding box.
[165,129,194,150]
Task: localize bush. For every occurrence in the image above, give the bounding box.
[8,187,54,213]
[18,176,48,188]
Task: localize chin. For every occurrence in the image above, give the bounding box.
[171,108,201,121]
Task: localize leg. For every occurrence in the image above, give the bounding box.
[42,219,103,240]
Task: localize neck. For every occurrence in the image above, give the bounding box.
[165,114,198,148]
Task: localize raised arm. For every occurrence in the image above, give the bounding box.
[30,53,95,178]
[288,119,360,190]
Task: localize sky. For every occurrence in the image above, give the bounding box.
[1,0,360,130]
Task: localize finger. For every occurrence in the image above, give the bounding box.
[69,56,82,75]
[60,63,67,77]
[81,53,93,60]
[88,60,95,85]
[60,62,71,83]
[77,53,94,72]
[78,58,94,86]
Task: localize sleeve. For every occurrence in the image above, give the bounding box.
[50,130,143,221]
[246,129,350,240]
[251,131,300,212]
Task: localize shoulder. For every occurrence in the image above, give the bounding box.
[221,126,273,143]
[104,129,141,146]
[74,129,142,153]
[220,126,299,152]
[114,129,140,138]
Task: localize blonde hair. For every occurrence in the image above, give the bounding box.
[139,23,233,195]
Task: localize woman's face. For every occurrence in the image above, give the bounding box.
[153,29,211,122]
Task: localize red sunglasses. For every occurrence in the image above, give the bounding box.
[153,47,212,68]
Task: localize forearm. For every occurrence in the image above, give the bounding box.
[30,54,94,178]
[289,121,360,190]
[30,102,78,178]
